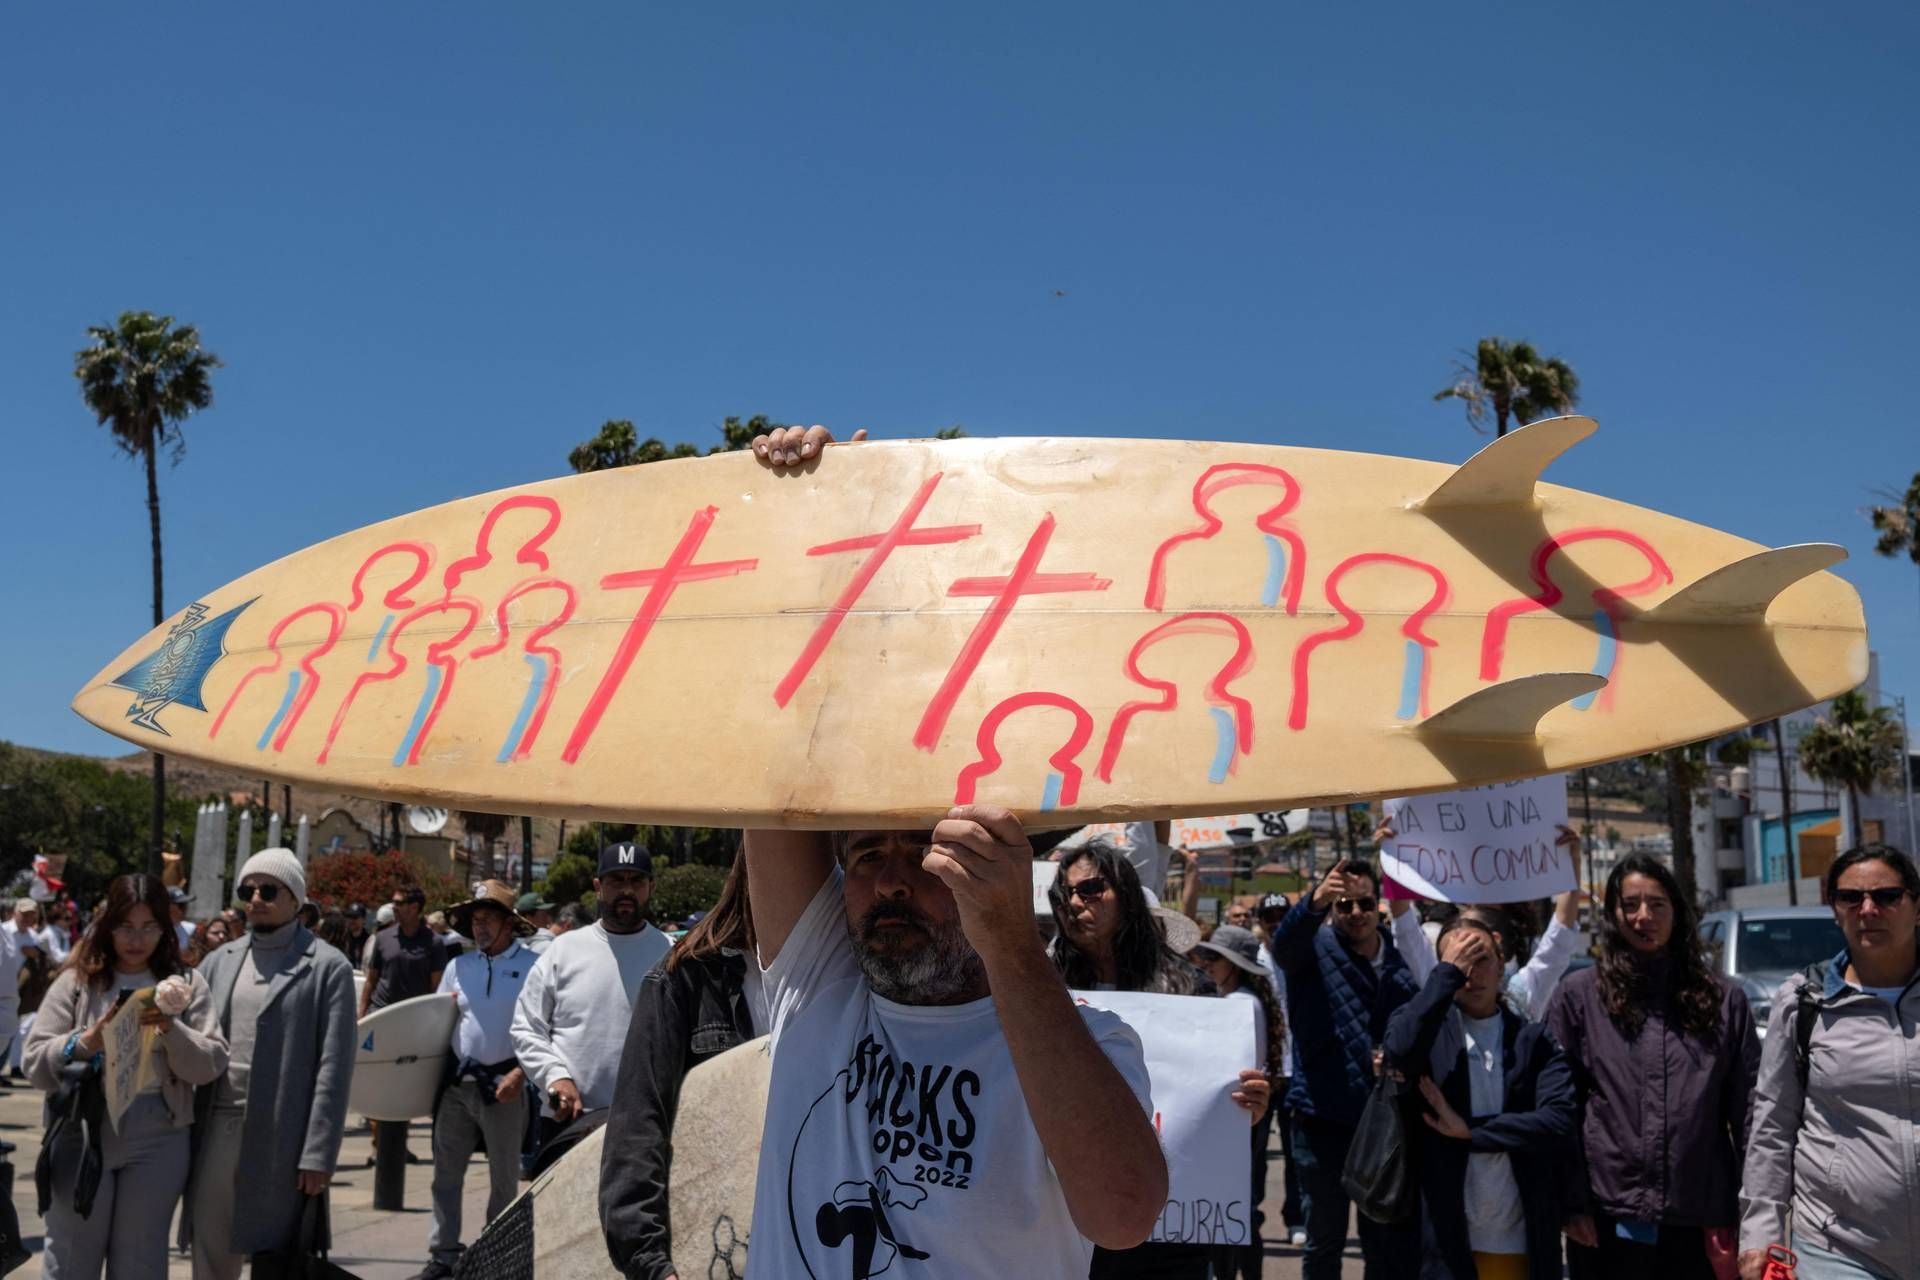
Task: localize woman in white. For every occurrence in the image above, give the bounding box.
[1192,925,1287,1280]
[25,874,228,1280]
[1381,918,1578,1280]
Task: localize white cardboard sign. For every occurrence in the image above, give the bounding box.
[1381,775,1574,904]
[1071,990,1258,1246]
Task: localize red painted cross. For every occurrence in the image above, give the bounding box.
[914,513,1110,751]
[773,473,981,708]
[561,506,759,764]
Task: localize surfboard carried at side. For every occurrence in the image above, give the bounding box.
[71,422,1868,825]
[349,992,458,1122]
[457,1036,771,1280]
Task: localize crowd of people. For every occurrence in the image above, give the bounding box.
[7,429,1916,1280]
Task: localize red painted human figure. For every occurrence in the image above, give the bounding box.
[953,692,1096,811]
[1144,463,1306,615]
[209,540,432,753]
[467,578,578,763]
[318,598,482,766]
[1097,612,1256,786]
[1288,553,1449,731]
[1479,528,1672,712]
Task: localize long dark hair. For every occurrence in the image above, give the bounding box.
[1596,854,1720,1040]
[1224,968,1287,1080]
[69,874,183,992]
[667,851,755,974]
[1048,840,1195,994]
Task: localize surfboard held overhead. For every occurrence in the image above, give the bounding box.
[69,431,1867,825]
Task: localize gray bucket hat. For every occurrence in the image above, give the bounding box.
[1195,924,1267,978]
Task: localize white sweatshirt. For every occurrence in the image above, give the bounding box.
[510,920,671,1112]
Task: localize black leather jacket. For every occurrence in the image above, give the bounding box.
[599,946,756,1280]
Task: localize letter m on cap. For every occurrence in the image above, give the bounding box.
[618,845,636,864]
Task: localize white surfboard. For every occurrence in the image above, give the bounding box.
[349,991,458,1122]
[455,1036,771,1279]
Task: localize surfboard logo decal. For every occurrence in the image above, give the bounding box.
[111,599,252,735]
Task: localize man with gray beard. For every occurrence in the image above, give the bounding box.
[743,805,1167,1279]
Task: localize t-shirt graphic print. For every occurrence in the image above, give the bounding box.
[752,869,1153,1279]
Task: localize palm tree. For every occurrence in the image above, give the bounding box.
[1434,337,1581,437]
[74,312,222,876]
[1798,691,1905,847]
[1868,472,1920,577]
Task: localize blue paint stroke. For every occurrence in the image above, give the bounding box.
[1396,640,1426,721]
[256,670,302,751]
[1574,609,1617,711]
[497,653,551,763]
[1261,534,1287,608]
[393,664,444,766]
[1208,706,1237,784]
[366,612,395,662]
[1040,772,1064,812]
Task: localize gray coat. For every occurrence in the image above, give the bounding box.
[185,926,358,1256]
[1741,956,1920,1276]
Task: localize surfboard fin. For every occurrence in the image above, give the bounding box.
[1417,415,1597,510]
[1415,672,1606,739]
[1642,544,1848,624]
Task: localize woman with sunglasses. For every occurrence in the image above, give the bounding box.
[1739,843,1920,1280]
[1049,840,1263,1280]
[23,873,228,1279]
[1544,853,1759,1280]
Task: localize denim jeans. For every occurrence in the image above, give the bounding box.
[1289,1115,1418,1280]
[1790,1235,1897,1280]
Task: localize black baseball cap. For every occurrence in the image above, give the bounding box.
[598,842,654,877]
[1258,892,1291,916]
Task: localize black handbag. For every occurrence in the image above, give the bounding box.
[1340,1072,1417,1224]
[0,1145,31,1274]
[251,1192,361,1280]
[35,1061,104,1220]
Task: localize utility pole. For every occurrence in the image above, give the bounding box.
[1580,768,1596,902]
[1773,718,1798,905]
[520,816,535,895]
[1899,695,1918,857]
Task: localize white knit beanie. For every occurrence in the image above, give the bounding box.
[239,847,307,907]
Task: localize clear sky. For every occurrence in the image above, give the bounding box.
[4,3,1916,757]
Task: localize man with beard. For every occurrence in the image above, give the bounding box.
[746,812,1164,1279]
[511,843,670,1128]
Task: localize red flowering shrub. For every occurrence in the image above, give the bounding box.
[306,850,466,912]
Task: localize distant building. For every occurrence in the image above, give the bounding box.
[1690,654,1917,906]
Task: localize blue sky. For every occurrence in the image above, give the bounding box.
[4,3,1916,757]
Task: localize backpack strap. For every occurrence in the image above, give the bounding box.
[1794,960,1828,1093]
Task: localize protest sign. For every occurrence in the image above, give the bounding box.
[1032,858,1059,914]
[1171,811,1306,850]
[1072,990,1257,1246]
[1380,775,1574,904]
[101,987,157,1130]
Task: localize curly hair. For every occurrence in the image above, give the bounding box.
[1048,839,1195,994]
[1596,854,1721,1040]
[68,874,183,991]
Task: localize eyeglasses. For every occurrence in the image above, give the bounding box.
[111,924,163,941]
[1066,878,1112,903]
[235,883,282,903]
[1333,897,1378,915]
[1833,887,1911,910]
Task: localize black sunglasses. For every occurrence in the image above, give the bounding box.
[1833,887,1911,909]
[235,883,281,903]
[1066,878,1112,903]
[1333,896,1378,915]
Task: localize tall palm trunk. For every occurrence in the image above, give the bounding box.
[1774,719,1797,904]
[145,424,167,878]
[1848,784,1863,848]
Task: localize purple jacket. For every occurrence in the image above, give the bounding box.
[1544,965,1760,1228]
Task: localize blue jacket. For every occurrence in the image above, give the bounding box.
[1271,897,1419,1125]
[1384,963,1578,1280]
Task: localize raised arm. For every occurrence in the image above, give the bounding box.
[743,829,835,967]
[926,806,1166,1249]
[1383,962,1467,1070]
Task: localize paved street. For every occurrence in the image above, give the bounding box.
[1,1080,1349,1277]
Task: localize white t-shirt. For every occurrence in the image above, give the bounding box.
[1459,1010,1527,1255]
[750,868,1154,1279]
